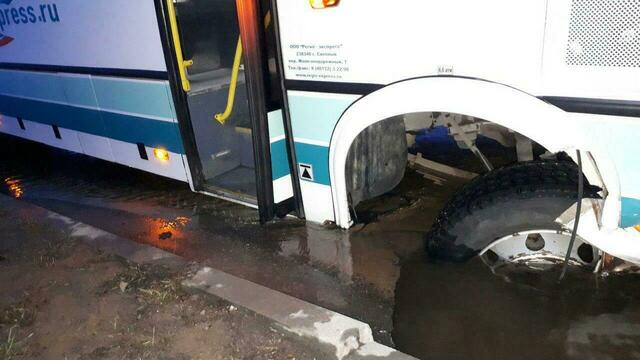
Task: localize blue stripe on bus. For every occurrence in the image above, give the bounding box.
[622,197,640,228]
[288,94,355,144]
[270,139,291,180]
[92,78,176,120]
[60,75,100,108]
[0,70,176,121]
[0,71,67,103]
[0,95,184,154]
[295,142,330,185]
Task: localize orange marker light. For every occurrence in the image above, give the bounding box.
[309,0,339,9]
[635,224,640,232]
[153,148,170,162]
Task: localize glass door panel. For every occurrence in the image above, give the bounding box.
[175,0,258,201]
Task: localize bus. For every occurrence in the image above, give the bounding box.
[0,0,639,270]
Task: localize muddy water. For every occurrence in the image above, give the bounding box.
[395,257,640,360]
[2,135,640,359]
[0,136,399,344]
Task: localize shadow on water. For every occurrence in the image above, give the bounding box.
[2,135,640,359]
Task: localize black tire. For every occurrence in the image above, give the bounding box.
[425,160,600,262]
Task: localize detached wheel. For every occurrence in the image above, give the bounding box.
[425,160,601,269]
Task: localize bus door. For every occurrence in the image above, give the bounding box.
[161,0,303,222]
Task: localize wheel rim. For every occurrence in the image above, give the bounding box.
[479,229,599,271]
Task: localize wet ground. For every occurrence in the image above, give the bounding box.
[2,134,640,359]
[0,196,326,359]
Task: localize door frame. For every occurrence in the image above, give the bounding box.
[234,0,275,221]
[268,0,306,219]
[154,0,301,222]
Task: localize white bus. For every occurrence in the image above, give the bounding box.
[1,0,639,270]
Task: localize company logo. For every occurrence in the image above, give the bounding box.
[0,0,14,46]
[0,0,61,48]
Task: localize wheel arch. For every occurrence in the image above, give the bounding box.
[328,76,621,229]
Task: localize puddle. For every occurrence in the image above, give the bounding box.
[394,256,640,359]
[2,134,640,359]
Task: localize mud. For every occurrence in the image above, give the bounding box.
[0,202,328,359]
[2,134,640,360]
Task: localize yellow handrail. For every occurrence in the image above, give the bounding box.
[166,0,193,92]
[214,11,272,125]
[214,37,243,124]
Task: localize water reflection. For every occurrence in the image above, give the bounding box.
[138,216,191,253]
[280,224,354,283]
[5,177,23,198]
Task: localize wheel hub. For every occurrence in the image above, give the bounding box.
[480,230,599,271]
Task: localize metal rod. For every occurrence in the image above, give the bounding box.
[559,150,583,281]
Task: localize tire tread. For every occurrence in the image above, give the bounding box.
[426,160,600,261]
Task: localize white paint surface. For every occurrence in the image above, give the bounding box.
[108,138,189,182]
[273,175,294,203]
[0,115,189,182]
[0,0,166,72]
[299,180,335,223]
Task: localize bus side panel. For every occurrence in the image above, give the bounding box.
[0,69,188,181]
[286,91,360,223]
[0,0,189,181]
[542,0,640,101]
[569,112,640,228]
[60,74,115,163]
[276,0,547,92]
[268,110,294,203]
[275,0,640,228]
[0,0,166,72]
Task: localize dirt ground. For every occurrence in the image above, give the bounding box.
[0,206,326,360]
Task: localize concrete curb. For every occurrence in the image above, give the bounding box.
[11,195,417,360]
[184,267,417,360]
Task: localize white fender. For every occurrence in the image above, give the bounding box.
[329,77,622,231]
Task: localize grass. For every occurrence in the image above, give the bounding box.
[0,301,36,359]
[0,304,34,328]
[104,263,186,306]
[0,326,18,360]
[32,238,76,268]
[0,326,33,360]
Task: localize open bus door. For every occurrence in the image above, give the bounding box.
[156,0,303,222]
